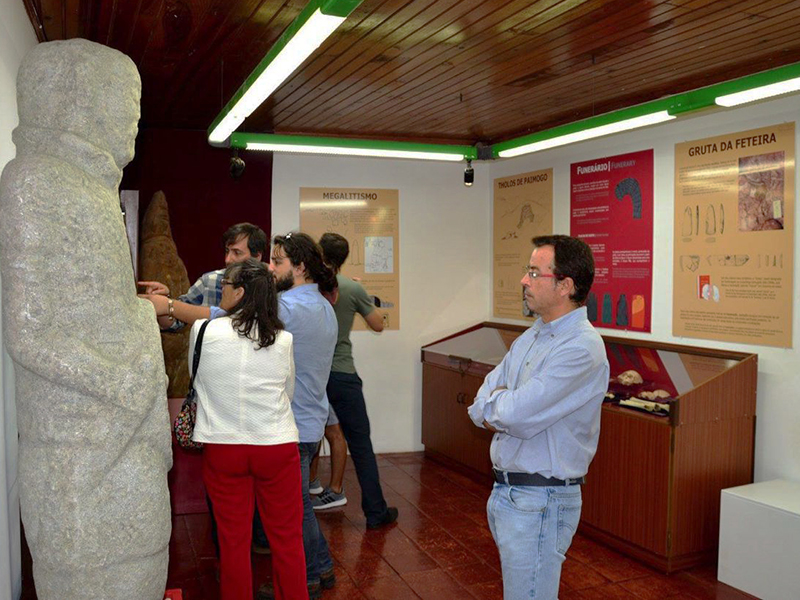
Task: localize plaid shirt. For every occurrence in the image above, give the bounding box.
[167,268,224,331]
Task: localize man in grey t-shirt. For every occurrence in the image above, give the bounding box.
[319,233,398,529]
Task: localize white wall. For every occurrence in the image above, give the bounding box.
[490,94,800,483]
[0,0,37,598]
[272,154,492,452]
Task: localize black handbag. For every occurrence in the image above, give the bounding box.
[173,320,210,450]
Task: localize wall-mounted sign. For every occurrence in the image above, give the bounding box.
[571,149,654,332]
[673,123,795,347]
[493,169,553,319]
[300,187,400,330]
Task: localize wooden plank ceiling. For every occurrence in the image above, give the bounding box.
[23,0,800,146]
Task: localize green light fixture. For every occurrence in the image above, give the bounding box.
[231,133,477,162]
[494,61,800,159]
[714,62,800,107]
[208,0,363,145]
[494,108,675,159]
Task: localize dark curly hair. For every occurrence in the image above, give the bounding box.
[224,258,283,349]
[531,235,595,305]
[272,232,336,293]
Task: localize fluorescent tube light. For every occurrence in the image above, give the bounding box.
[245,142,466,161]
[498,111,675,158]
[208,9,345,144]
[715,76,800,107]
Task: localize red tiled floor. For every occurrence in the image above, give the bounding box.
[359,572,419,600]
[466,579,505,599]
[19,452,760,599]
[561,558,611,590]
[445,562,502,587]
[401,568,468,599]
[589,554,656,583]
[561,583,636,599]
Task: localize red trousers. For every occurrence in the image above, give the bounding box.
[203,443,308,600]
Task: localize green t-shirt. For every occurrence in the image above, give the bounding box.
[331,274,376,373]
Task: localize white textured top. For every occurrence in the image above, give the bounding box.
[723,480,800,516]
[189,318,298,445]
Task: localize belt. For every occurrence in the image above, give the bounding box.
[492,469,584,487]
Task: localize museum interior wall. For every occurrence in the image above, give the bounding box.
[121,128,273,281]
[272,154,492,453]
[0,1,37,598]
[488,93,800,484]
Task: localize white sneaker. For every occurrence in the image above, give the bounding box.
[308,478,324,495]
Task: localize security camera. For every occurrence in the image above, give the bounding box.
[464,160,474,187]
[230,152,245,179]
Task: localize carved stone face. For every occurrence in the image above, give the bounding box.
[617,370,643,386]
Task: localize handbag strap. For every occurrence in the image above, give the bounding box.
[187,319,211,392]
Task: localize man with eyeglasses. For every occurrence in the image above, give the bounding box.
[468,234,609,600]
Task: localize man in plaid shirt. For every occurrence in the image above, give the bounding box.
[139,222,267,330]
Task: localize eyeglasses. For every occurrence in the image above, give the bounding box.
[221,278,233,286]
[525,268,565,281]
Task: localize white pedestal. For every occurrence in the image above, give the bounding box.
[718,479,800,600]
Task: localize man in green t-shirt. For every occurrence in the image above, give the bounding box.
[317,233,398,529]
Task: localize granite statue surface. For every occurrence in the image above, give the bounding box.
[139,191,191,398]
[0,39,172,599]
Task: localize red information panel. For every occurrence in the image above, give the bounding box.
[570,149,654,332]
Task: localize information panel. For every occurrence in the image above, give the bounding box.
[493,169,553,319]
[299,187,400,330]
[570,149,654,332]
[673,123,794,347]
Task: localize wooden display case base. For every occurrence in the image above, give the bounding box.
[578,521,716,573]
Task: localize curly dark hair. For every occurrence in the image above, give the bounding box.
[224,258,283,349]
[272,232,336,293]
[319,232,350,272]
[222,223,267,258]
[531,235,595,305]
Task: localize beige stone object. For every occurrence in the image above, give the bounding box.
[640,389,671,400]
[0,39,171,599]
[616,370,644,385]
[140,191,191,398]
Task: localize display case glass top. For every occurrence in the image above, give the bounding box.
[423,322,755,419]
[422,326,516,367]
[605,341,740,402]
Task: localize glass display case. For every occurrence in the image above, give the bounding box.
[421,322,757,572]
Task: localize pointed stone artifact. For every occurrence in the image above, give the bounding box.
[140,191,191,398]
[0,39,171,599]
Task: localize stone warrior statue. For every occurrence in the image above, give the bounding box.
[0,39,171,599]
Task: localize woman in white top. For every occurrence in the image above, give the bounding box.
[189,259,307,600]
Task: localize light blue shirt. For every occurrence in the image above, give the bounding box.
[278,283,337,443]
[468,307,609,479]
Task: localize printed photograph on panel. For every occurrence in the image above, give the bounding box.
[738,151,785,232]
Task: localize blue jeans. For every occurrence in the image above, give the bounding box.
[327,371,389,527]
[487,483,582,599]
[298,441,333,583]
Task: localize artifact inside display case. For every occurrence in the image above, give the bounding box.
[603,341,740,418]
